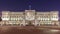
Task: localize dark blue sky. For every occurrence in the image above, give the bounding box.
[0,0,60,19]
[0,0,60,11]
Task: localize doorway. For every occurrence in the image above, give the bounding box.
[26,21,34,26]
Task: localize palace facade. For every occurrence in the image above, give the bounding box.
[0,10,59,26]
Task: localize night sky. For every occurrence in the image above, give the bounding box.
[0,0,60,11]
[0,0,60,19]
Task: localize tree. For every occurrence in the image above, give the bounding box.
[0,17,2,21]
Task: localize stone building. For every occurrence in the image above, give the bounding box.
[0,10,59,26]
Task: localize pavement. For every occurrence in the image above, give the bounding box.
[0,26,60,34]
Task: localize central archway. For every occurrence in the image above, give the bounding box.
[25,20,35,26]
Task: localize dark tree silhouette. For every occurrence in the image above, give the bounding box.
[0,17,2,21]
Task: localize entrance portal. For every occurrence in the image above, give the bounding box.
[26,21,34,26]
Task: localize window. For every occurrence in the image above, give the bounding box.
[2,17,9,20]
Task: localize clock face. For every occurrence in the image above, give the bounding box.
[25,12,35,20]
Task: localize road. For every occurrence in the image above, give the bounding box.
[0,26,60,34]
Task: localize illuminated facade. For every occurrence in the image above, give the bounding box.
[0,10,59,26]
